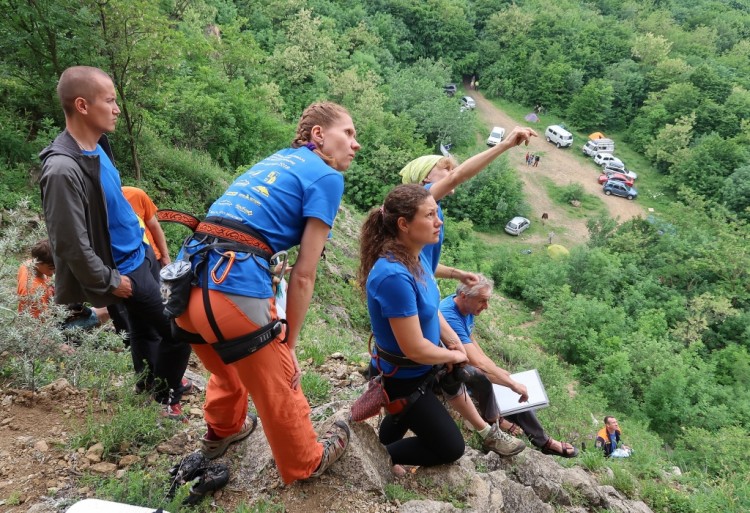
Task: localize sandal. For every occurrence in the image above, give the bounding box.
[541,438,578,458]
[497,418,523,437]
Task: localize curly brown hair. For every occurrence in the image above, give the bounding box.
[290,102,351,168]
[357,184,432,291]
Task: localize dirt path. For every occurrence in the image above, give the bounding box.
[471,92,645,247]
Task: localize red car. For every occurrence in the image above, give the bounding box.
[598,172,634,187]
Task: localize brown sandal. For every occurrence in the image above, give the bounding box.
[541,438,578,458]
[498,418,523,436]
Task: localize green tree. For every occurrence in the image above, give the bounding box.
[93,0,180,180]
[445,159,527,228]
[631,32,672,66]
[565,79,615,131]
[671,133,749,199]
[645,113,694,172]
[721,166,750,219]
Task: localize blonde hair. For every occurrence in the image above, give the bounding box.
[291,102,351,168]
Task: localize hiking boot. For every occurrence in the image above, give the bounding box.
[309,421,350,478]
[162,402,188,423]
[482,423,525,457]
[201,414,258,459]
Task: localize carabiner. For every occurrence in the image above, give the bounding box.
[270,250,289,279]
[211,251,236,284]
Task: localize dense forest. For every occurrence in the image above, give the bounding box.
[1,0,749,511]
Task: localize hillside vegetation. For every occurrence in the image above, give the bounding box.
[1,1,749,511]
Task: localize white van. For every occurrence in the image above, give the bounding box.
[486,126,505,146]
[582,138,615,157]
[594,152,624,168]
[545,125,573,148]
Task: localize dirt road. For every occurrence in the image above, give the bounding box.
[471,92,645,246]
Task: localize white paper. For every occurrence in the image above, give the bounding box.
[492,369,549,416]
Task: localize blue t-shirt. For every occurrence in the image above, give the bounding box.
[608,431,618,454]
[439,294,474,344]
[84,146,145,275]
[421,183,444,273]
[183,147,344,297]
[367,254,440,379]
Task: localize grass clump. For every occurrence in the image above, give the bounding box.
[384,483,422,503]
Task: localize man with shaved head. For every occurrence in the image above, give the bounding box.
[39,66,191,419]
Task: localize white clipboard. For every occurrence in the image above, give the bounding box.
[492,369,549,416]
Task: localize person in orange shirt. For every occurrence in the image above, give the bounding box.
[17,239,56,318]
[121,186,171,267]
[17,239,108,329]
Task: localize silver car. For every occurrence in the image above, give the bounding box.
[504,216,530,236]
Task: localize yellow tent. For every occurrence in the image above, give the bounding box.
[546,244,570,259]
[589,132,606,140]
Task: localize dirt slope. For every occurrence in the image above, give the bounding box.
[471,92,645,246]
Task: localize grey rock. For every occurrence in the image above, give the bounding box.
[332,420,394,491]
[183,369,207,392]
[25,504,56,513]
[399,500,461,513]
[494,470,554,513]
[608,498,654,513]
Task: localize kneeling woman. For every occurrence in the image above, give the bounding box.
[358,184,468,467]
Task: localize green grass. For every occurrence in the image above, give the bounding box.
[601,463,638,498]
[300,371,331,405]
[384,483,422,502]
[70,392,180,460]
[542,177,609,218]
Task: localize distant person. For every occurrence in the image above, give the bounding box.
[524,152,529,165]
[440,276,578,458]
[17,239,109,329]
[541,212,549,226]
[39,66,191,418]
[596,416,632,458]
[358,184,469,472]
[399,127,536,284]
[122,186,171,267]
[533,155,540,167]
[16,239,56,319]
[175,101,357,484]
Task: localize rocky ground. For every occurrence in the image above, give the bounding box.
[0,96,656,513]
[0,352,653,513]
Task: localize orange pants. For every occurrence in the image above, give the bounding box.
[176,287,323,483]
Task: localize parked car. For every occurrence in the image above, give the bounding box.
[444,83,457,97]
[603,180,638,200]
[594,152,624,168]
[603,163,637,180]
[545,125,573,148]
[582,138,615,157]
[598,172,634,187]
[486,126,505,146]
[460,96,476,110]
[504,216,531,235]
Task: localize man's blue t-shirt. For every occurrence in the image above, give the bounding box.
[421,183,444,273]
[608,431,618,454]
[84,146,145,275]
[367,254,440,379]
[439,294,474,344]
[184,147,344,297]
